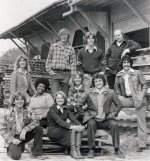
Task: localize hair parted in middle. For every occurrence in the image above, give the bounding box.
[13,55,30,72]
[10,91,27,108]
[58,28,70,40]
[34,77,50,92]
[83,31,96,44]
[54,91,67,106]
[71,71,84,86]
[92,73,106,87]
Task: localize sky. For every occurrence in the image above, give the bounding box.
[0,0,58,56]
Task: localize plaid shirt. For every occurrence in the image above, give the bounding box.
[46,42,76,75]
[0,108,39,146]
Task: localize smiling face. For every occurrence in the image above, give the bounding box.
[74,75,82,86]
[56,93,65,106]
[14,95,25,109]
[122,60,131,72]
[114,30,124,43]
[94,78,104,90]
[36,83,46,95]
[19,58,27,69]
[60,33,68,42]
[87,36,95,46]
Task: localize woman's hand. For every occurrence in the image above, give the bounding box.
[70,125,85,132]
[20,129,26,140]
[12,138,21,145]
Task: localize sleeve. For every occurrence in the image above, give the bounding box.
[77,49,83,72]
[70,48,77,75]
[46,93,54,108]
[105,47,111,67]
[23,120,39,133]
[47,108,71,129]
[46,46,54,73]
[68,110,80,125]
[28,74,36,94]
[127,40,141,53]
[138,71,148,94]
[10,72,17,95]
[112,91,122,116]
[114,75,121,96]
[0,113,15,144]
[99,50,106,73]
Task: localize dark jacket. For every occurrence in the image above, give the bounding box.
[76,88,122,124]
[47,105,80,129]
[105,39,141,74]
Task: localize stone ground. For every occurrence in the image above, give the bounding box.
[1,109,150,161]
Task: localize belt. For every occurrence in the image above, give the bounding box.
[125,95,132,98]
[52,69,70,73]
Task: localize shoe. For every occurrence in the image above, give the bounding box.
[30,154,37,159]
[114,149,125,159]
[87,150,94,158]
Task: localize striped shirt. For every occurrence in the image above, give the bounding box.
[46,41,76,75]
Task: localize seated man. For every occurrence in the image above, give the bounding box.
[76,73,125,159]
[114,55,148,152]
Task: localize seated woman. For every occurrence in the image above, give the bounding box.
[29,77,54,128]
[47,91,85,159]
[0,92,43,160]
[68,72,87,122]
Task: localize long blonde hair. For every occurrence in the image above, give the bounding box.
[14,55,30,72]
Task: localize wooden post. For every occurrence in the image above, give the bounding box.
[10,38,28,56]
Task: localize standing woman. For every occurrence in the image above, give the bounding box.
[0,92,43,160]
[10,55,36,103]
[47,91,85,159]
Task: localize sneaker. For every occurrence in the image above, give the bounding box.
[114,149,125,159]
[136,147,148,152]
[87,150,94,158]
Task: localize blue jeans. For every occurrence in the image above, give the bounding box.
[50,70,71,97]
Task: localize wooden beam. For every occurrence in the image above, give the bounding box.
[23,37,40,55]
[122,0,150,27]
[30,28,50,48]
[79,10,108,39]
[68,15,86,34]
[44,21,58,37]
[9,31,26,45]
[34,17,52,33]
[10,38,28,56]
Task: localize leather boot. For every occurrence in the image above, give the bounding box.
[76,132,84,159]
[70,131,80,159]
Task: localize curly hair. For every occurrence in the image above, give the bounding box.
[83,31,97,44]
[120,55,133,67]
[10,91,27,108]
[54,91,67,106]
[92,73,106,87]
[34,77,50,91]
[14,55,30,72]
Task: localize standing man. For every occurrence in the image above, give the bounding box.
[46,28,76,97]
[77,31,106,90]
[114,55,147,152]
[76,74,125,159]
[105,29,141,89]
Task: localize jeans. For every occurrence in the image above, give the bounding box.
[50,70,71,97]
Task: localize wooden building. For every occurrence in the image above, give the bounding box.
[0,0,149,58]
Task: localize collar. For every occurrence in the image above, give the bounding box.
[57,105,63,113]
[74,84,84,92]
[93,86,108,95]
[18,68,27,75]
[117,68,135,76]
[56,41,70,49]
[85,45,97,52]
[113,39,127,45]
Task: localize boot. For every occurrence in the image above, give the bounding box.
[76,132,84,159]
[70,131,80,159]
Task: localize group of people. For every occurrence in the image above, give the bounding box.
[0,27,148,160]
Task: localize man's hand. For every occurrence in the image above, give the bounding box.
[20,129,26,140]
[121,48,130,58]
[12,138,21,145]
